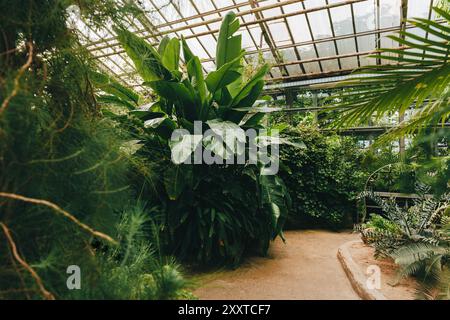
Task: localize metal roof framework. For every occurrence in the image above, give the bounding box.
[74,0,440,93]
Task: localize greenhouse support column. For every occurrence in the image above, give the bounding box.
[398,0,408,157]
[312,92,318,124]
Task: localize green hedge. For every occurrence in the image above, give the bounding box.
[279,126,365,229]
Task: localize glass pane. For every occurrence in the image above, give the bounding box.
[340,56,358,69]
[353,0,376,32]
[287,15,311,43]
[407,0,432,19]
[336,38,356,54]
[379,0,401,28]
[303,62,321,74]
[329,2,354,36]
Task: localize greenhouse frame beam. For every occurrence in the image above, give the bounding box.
[78,0,438,87]
[104,17,434,69]
[266,68,355,82]
[170,21,440,64]
[272,47,404,68]
[375,0,381,65]
[349,2,361,67]
[86,0,308,49]
[248,0,289,77]
[277,0,307,74]
[301,1,324,73]
[87,0,366,53]
[325,0,342,70]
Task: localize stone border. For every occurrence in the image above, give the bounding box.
[337,240,387,300]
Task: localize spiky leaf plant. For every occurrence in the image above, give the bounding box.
[357,184,450,299]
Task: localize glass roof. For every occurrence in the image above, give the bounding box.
[74,0,439,91]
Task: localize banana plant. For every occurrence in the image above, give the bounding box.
[95,12,292,265]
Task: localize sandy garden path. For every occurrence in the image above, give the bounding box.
[194,230,360,300]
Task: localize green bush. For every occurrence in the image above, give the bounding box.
[95,12,292,267]
[279,125,365,229]
[0,0,190,299]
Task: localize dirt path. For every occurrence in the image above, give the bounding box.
[194,230,360,300]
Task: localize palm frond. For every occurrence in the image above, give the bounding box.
[329,7,450,140]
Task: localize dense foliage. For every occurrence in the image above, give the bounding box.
[0,0,188,299]
[95,12,292,266]
[361,131,449,195]
[278,125,365,228]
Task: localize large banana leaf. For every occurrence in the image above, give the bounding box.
[205,53,244,95]
[187,56,207,106]
[158,36,170,55]
[115,28,172,82]
[146,80,198,121]
[181,35,195,64]
[216,12,242,69]
[229,64,270,108]
[259,174,291,240]
[330,7,450,141]
[96,95,135,110]
[161,37,180,73]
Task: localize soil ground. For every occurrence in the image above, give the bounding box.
[193,230,360,300]
[348,241,417,300]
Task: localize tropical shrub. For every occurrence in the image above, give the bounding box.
[0,0,189,299]
[360,131,449,195]
[278,125,365,229]
[99,12,292,266]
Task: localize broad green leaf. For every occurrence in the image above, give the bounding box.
[161,38,180,72]
[120,140,144,156]
[89,71,139,105]
[96,95,136,110]
[146,80,198,120]
[205,53,244,94]
[181,35,195,64]
[259,174,291,238]
[144,117,167,128]
[115,27,172,82]
[187,57,207,103]
[169,133,203,164]
[144,116,176,139]
[241,112,265,127]
[206,120,246,156]
[131,110,166,121]
[158,36,170,55]
[231,80,264,110]
[216,12,242,69]
[230,64,270,107]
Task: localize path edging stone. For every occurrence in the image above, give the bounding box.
[337,240,387,300]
